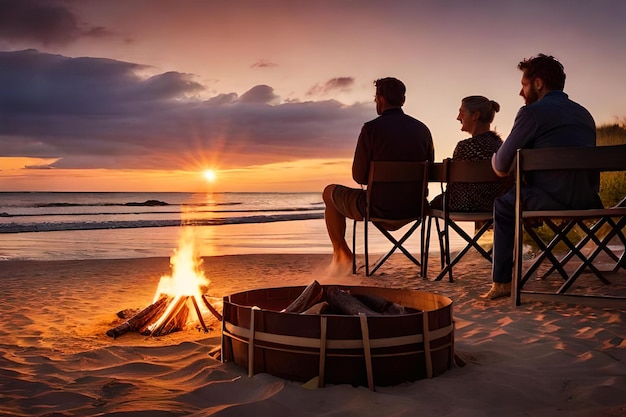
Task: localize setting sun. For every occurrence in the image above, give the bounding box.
[202,169,217,182]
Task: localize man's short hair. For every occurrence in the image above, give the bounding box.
[374,77,406,107]
[518,53,566,91]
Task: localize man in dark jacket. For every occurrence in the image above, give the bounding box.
[322,77,434,274]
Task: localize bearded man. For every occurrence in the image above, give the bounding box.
[484,53,603,299]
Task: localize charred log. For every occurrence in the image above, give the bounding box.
[301,301,329,315]
[191,296,209,332]
[201,294,223,321]
[353,293,408,315]
[281,280,323,313]
[326,287,382,316]
[106,296,171,338]
[151,296,190,336]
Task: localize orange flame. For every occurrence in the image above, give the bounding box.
[148,227,210,333]
[153,227,209,302]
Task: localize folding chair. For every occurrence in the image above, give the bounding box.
[424,158,512,282]
[512,144,626,307]
[352,160,429,276]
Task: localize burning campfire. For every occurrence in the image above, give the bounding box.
[107,228,222,338]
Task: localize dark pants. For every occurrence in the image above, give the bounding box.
[492,187,566,283]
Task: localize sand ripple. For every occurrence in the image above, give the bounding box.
[0,254,624,416]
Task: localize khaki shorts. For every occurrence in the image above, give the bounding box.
[331,185,366,221]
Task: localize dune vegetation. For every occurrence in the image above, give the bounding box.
[597,122,626,207]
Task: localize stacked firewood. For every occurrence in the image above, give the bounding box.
[106,294,222,339]
[282,280,417,316]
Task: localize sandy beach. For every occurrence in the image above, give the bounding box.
[1,251,625,417]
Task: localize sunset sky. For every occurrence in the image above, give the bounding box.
[1,0,625,192]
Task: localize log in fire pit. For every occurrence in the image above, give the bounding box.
[222,282,454,389]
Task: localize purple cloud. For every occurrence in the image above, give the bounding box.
[0,50,370,170]
[251,59,278,68]
[306,77,355,97]
[239,85,279,104]
[0,0,113,46]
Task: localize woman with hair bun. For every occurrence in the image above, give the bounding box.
[430,96,510,212]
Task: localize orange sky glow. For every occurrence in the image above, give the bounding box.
[0,157,352,192]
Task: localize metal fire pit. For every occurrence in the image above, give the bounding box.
[221,285,454,388]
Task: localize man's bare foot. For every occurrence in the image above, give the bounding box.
[480,282,511,300]
[333,249,352,266]
[325,261,353,277]
[324,251,353,277]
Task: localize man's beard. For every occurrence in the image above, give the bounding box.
[524,87,540,105]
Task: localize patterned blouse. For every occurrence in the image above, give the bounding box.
[432,131,510,212]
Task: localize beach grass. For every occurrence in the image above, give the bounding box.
[598,123,626,207]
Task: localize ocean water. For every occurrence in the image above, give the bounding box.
[0,192,470,261]
[0,192,324,233]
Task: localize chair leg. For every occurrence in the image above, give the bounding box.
[544,219,606,283]
[352,220,357,275]
[596,217,626,272]
[522,220,574,283]
[364,219,370,276]
[433,217,453,282]
[444,219,453,282]
[553,220,614,293]
[449,221,494,262]
[422,216,432,279]
[611,221,626,272]
[563,217,626,275]
[434,218,445,270]
[521,218,612,294]
[368,223,422,276]
[436,220,494,282]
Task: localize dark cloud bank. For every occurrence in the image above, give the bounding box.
[0,0,112,46]
[0,50,369,170]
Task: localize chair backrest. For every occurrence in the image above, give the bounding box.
[516,144,626,172]
[441,158,513,213]
[366,160,429,221]
[443,158,504,183]
[515,144,626,207]
[428,162,445,183]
